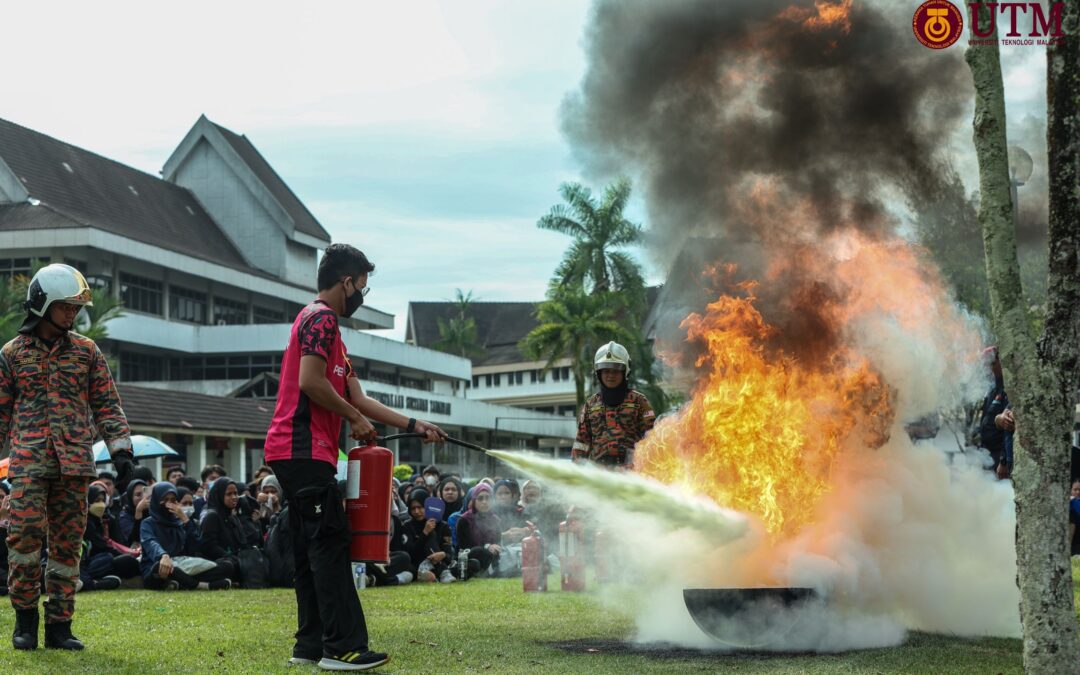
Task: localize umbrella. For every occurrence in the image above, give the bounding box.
[93,435,180,464]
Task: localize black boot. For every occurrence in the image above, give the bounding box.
[44,621,84,650]
[12,608,39,650]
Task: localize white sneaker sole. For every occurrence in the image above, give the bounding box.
[317,656,390,671]
[288,657,318,666]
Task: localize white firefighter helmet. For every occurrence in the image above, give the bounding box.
[594,341,631,373]
[21,264,93,332]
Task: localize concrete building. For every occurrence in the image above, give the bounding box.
[0,116,575,480]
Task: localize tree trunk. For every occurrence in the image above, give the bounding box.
[966,5,1080,671]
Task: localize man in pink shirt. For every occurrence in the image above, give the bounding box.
[264,243,445,671]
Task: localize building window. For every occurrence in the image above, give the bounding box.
[120,272,163,315]
[168,354,281,381]
[119,351,165,382]
[0,257,44,280]
[552,368,560,382]
[472,375,480,388]
[213,296,248,325]
[513,371,523,385]
[492,373,500,387]
[253,305,286,324]
[400,375,430,391]
[368,370,397,386]
[170,286,207,324]
[561,367,571,380]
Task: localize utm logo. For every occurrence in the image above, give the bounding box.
[913,0,964,48]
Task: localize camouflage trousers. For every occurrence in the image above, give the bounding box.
[6,473,90,623]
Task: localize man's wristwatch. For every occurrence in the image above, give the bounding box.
[407,418,417,433]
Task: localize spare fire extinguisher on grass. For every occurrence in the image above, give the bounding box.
[594,529,611,584]
[559,507,586,592]
[521,522,546,593]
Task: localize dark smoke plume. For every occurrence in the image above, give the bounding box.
[562,0,972,366]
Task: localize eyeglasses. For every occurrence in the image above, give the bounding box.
[475,495,492,502]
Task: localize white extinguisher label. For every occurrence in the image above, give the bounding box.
[347,460,361,500]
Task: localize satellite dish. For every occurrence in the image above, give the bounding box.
[1008,145,1034,184]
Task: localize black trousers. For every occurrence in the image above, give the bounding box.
[145,561,231,590]
[270,459,368,657]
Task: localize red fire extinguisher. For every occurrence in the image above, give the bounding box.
[346,440,393,564]
[594,529,610,584]
[559,507,585,592]
[521,522,546,593]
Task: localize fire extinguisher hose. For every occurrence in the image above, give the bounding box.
[375,433,493,454]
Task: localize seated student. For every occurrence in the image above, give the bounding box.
[455,484,503,579]
[492,480,529,544]
[96,471,122,522]
[519,480,562,540]
[140,483,231,591]
[446,486,473,551]
[372,516,414,587]
[165,466,186,485]
[80,484,140,591]
[256,475,283,533]
[400,490,456,583]
[117,479,150,547]
[197,478,250,582]
[437,477,466,523]
[132,466,156,486]
[176,477,204,520]
[248,465,274,497]
[196,464,226,515]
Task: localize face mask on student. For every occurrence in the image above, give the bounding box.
[89,502,107,518]
[181,506,195,518]
[425,476,437,488]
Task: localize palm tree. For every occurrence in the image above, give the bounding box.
[520,282,632,409]
[538,179,646,301]
[433,289,485,360]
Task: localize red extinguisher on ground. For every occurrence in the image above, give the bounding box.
[521,522,546,593]
[559,507,586,592]
[346,439,395,564]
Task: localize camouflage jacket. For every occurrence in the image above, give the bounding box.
[573,390,655,464]
[0,330,131,479]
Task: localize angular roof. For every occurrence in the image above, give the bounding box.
[0,117,261,274]
[210,121,330,241]
[409,301,539,367]
[410,287,663,367]
[117,383,274,436]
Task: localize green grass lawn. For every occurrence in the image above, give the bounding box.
[1,560,1078,674]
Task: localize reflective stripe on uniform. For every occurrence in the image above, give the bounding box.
[8,549,41,566]
[572,441,589,453]
[45,558,80,579]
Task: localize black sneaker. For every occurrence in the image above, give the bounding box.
[93,576,122,591]
[317,650,390,671]
[208,579,232,591]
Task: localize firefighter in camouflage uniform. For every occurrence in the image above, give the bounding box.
[0,264,134,651]
[572,341,655,469]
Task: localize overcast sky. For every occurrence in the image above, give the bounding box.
[2,1,1048,339]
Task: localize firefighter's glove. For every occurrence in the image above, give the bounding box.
[113,450,136,492]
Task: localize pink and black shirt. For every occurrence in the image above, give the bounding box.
[264,300,352,466]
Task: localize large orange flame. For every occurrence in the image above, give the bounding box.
[635,239,907,538]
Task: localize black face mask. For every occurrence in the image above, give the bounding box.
[343,279,365,317]
[598,372,630,406]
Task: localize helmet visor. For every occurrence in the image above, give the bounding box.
[596,362,627,372]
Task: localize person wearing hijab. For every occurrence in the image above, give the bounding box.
[79,484,140,591]
[390,479,407,521]
[492,479,528,538]
[140,482,231,591]
[116,479,149,547]
[446,486,473,551]
[197,477,249,582]
[455,484,502,579]
[436,478,465,523]
[399,489,455,583]
[518,480,562,540]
